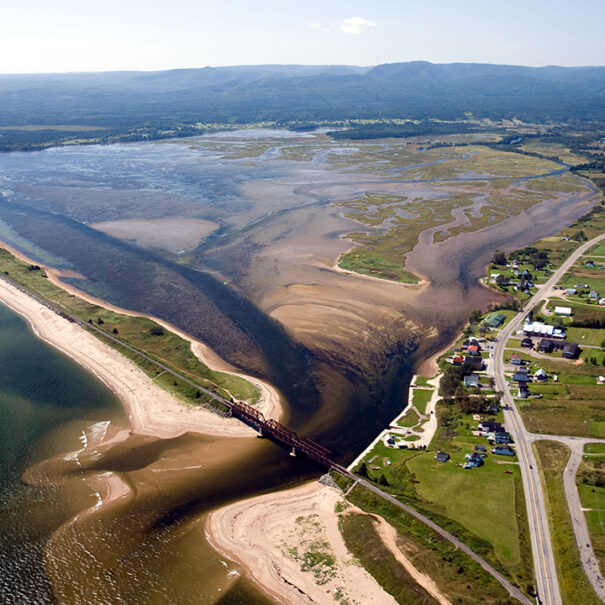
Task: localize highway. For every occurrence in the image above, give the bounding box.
[491,232,605,605]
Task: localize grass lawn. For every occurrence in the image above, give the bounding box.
[580,349,605,365]
[566,327,605,347]
[412,388,433,414]
[414,375,434,388]
[357,399,533,591]
[407,452,524,570]
[589,243,605,257]
[397,408,420,428]
[533,441,601,605]
[586,443,605,454]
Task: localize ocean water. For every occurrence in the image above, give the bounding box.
[0,303,121,603]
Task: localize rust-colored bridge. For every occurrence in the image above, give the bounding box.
[227,399,333,465]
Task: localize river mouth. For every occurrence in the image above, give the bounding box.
[0,130,600,602]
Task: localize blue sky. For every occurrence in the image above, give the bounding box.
[1,0,604,73]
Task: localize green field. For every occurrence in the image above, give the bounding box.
[576,453,605,575]
[414,376,434,387]
[406,451,525,571]
[334,479,517,604]
[534,441,601,605]
[411,388,433,414]
[0,249,260,408]
[397,408,420,428]
[589,243,605,257]
[578,483,605,570]
[355,397,533,590]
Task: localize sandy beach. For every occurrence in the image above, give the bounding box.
[207,480,452,605]
[0,251,280,439]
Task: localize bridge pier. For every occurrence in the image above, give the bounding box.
[256,427,263,437]
[290,446,297,457]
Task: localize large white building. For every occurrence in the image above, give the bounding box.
[523,321,566,339]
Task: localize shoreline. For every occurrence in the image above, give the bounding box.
[0,241,283,428]
[0,257,281,440]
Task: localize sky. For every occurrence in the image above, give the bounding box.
[1,0,604,74]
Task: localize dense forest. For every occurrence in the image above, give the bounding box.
[1,61,604,151]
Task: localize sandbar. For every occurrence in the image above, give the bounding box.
[207,480,452,604]
[91,217,218,254]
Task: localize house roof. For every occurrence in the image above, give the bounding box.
[465,356,483,366]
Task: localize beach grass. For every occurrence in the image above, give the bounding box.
[338,512,439,605]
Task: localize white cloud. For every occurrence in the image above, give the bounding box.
[340,17,376,35]
[309,23,336,32]
[309,17,376,35]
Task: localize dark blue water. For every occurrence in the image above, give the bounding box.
[0,303,121,604]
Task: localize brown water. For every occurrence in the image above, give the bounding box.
[0,130,600,603]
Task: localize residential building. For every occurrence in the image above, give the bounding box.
[435,451,450,462]
[492,446,515,456]
[464,356,484,371]
[538,339,555,354]
[464,374,480,388]
[563,343,580,359]
[534,368,547,381]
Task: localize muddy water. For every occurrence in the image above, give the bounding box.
[0,131,600,603]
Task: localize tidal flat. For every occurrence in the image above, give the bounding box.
[0,129,600,602]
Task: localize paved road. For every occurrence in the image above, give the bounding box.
[492,233,605,605]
